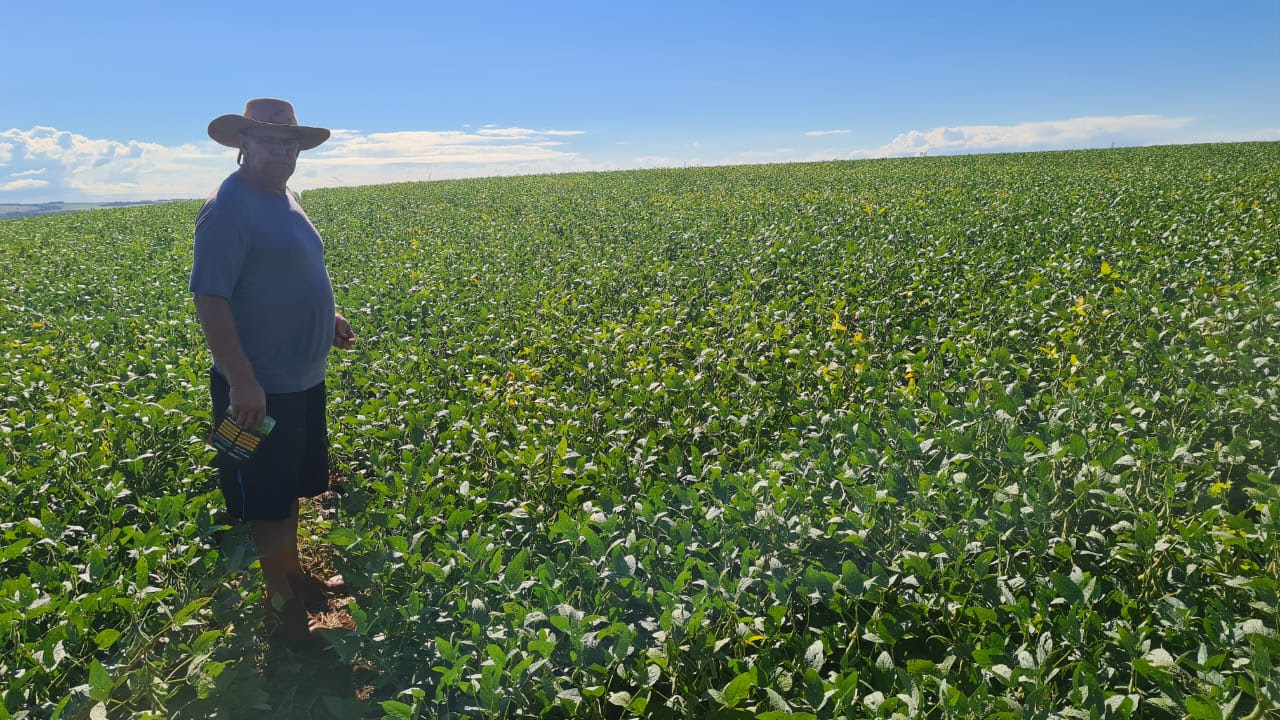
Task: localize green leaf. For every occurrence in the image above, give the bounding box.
[803,669,825,709]
[445,508,473,532]
[88,660,112,702]
[1069,434,1087,457]
[380,700,413,720]
[487,643,506,666]
[171,596,211,627]
[967,606,999,625]
[1134,654,1174,683]
[49,694,73,720]
[1185,696,1223,720]
[325,527,360,547]
[0,539,32,563]
[579,525,605,556]
[720,667,757,707]
[94,629,121,651]
[906,659,936,675]
[348,600,369,633]
[1049,571,1084,604]
[191,629,223,655]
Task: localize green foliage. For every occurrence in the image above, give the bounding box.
[1,143,1277,718]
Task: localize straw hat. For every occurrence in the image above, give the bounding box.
[208,98,330,151]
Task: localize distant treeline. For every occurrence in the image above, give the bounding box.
[0,200,181,220]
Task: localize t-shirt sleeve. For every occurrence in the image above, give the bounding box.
[190,201,246,298]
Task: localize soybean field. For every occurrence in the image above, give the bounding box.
[1,142,1278,719]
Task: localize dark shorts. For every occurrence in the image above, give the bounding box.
[210,369,329,522]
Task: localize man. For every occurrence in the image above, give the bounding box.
[191,98,357,648]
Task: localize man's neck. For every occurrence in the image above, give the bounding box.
[237,168,289,195]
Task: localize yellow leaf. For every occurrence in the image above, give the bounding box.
[1100,261,1112,277]
[31,321,45,329]
[830,312,847,332]
[745,634,766,646]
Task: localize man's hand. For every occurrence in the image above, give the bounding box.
[334,313,357,349]
[229,380,267,430]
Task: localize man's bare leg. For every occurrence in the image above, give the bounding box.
[251,499,304,605]
[251,500,319,648]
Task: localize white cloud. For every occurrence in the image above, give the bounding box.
[475,127,585,138]
[0,126,225,202]
[0,124,594,202]
[852,115,1195,158]
[288,127,601,189]
[1,114,1267,203]
[311,129,581,163]
[1,178,49,191]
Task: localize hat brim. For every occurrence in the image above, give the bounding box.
[208,114,330,151]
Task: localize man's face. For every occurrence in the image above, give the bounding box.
[240,129,300,183]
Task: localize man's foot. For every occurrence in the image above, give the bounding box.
[288,572,346,612]
[270,596,323,651]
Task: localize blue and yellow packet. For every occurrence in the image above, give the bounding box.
[210,408,276,462]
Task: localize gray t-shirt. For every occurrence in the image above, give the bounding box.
[190,171,335,393]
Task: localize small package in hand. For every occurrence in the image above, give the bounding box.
[211,408,276,462]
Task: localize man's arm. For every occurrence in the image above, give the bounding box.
[193,293,267,429]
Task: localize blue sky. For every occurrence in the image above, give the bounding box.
[2,0,1277,203]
